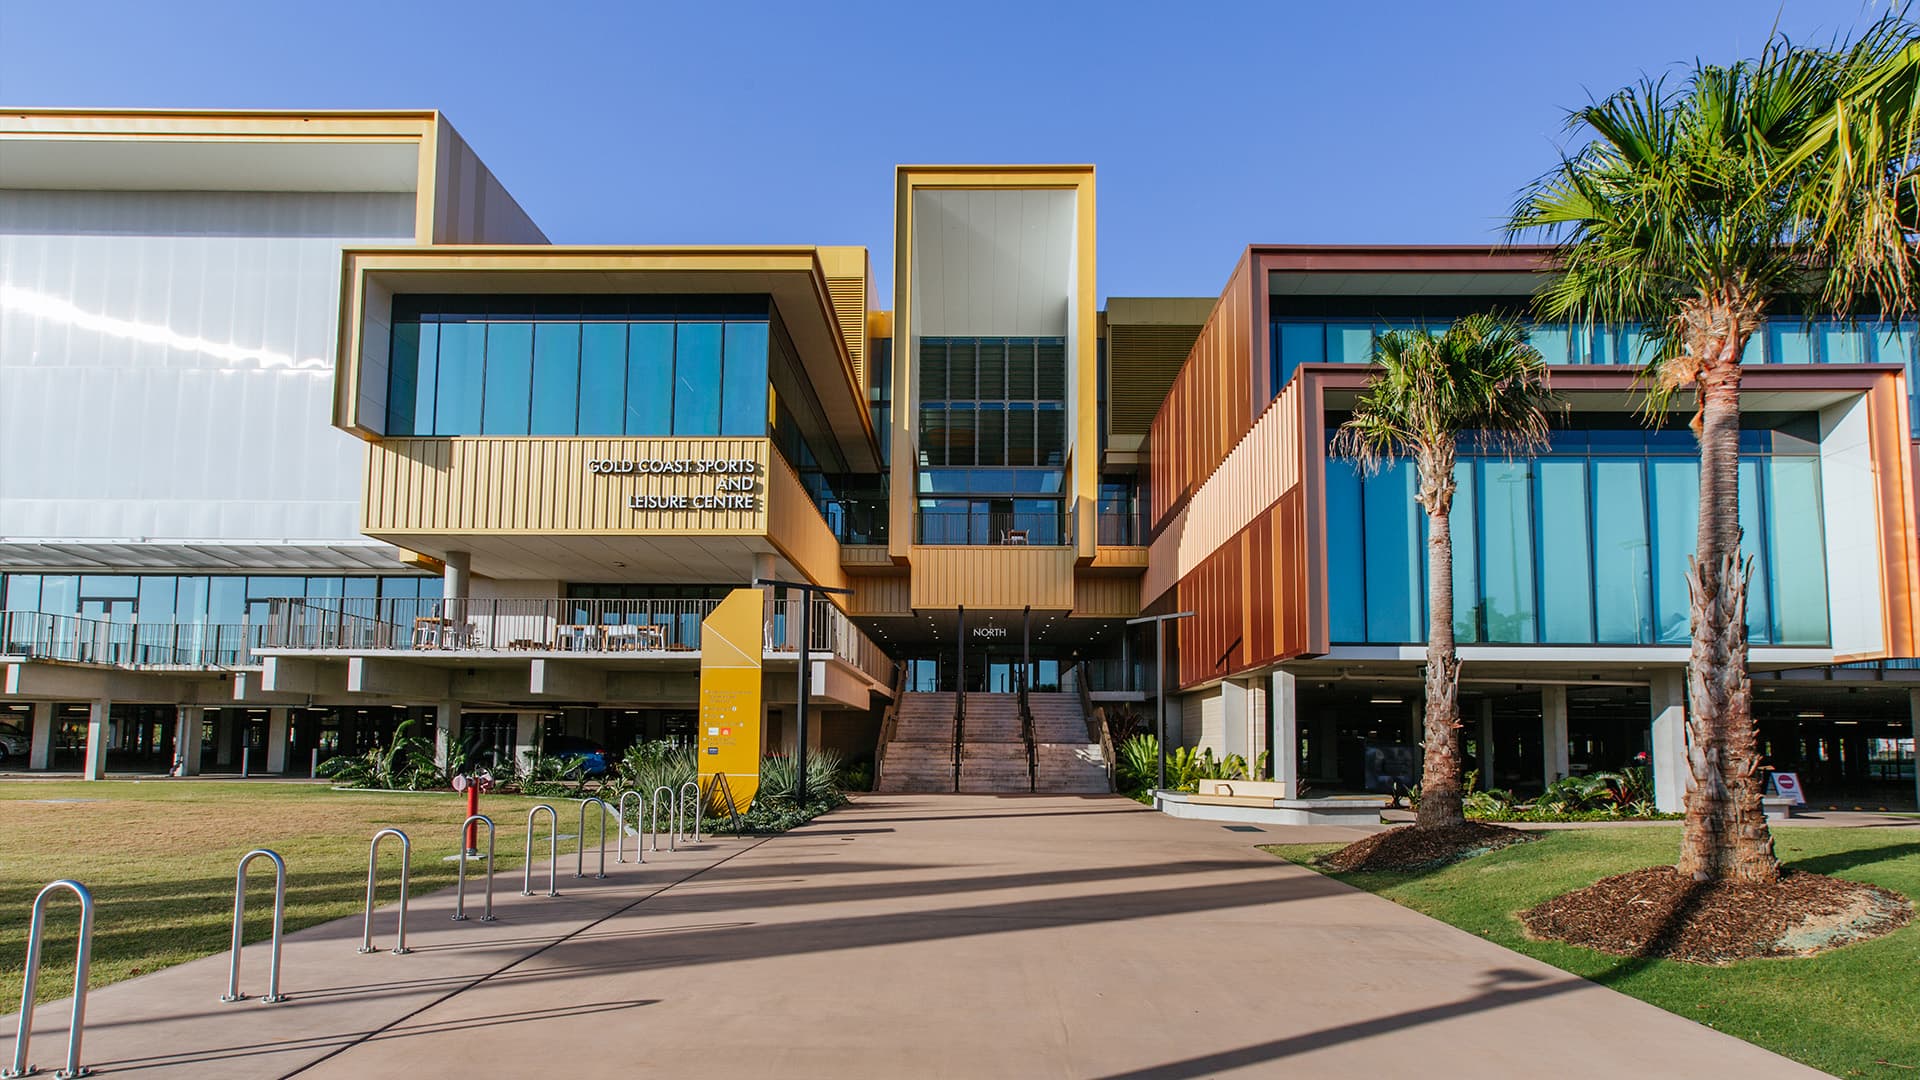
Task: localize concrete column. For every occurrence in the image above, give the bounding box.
[435,701,463,769]
[83,698,110,780]
[514,712,540,772]
[443,550,471,601]
[28,701,54,770]
[1271,670,1299,796]
[176,706,204,776]
[1477,697,1494,787]
[1909,689,1920,814]
[1541,685,1570,786]
[1650,668,1688,813]
[265,707,290,773]
[1220,680,1248,765]
[214,709,235,766]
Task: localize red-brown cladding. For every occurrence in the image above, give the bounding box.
[1147,253,1258,531]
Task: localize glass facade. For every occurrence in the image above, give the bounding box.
[1,572,440,625]
[1325,414,1830,647]
[916,336,1070,544]
[385,295,774,438]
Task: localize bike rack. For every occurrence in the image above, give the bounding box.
[5,880,94,1080]
[358,828,411,955]
[452,815,496,922]
[706,772,746,832]
[223,849,288,1004]
[678,780,701,843]
[649,785,676,852]
[522,804,559,897]
[615,790,646,864]
[574,798,612,879]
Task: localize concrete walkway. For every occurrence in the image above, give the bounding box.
[3,795,1821,1078]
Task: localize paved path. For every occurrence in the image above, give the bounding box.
[4,795,1821,1078]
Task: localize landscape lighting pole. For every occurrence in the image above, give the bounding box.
[1127,611,1194,793]
[754,578,853,804]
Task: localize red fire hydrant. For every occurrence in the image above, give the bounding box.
[453,770,495,855]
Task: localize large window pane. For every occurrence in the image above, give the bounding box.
[578,323,626,435]
[1535,460,1592,642]
[1739,461,1772,643]
[1767,457,1829,644]
[624,323,673,435]
[1479,461,1537,642]
[386,322,421,434]
[137,576,176,621]
[1650,459,1699,644]
[530,323,581,435]
[40,576,77,614]
[1449,462,1478,642]
[433,322,485,435]
[1529,324,1572,366]
[672,323,723,435]
[208,577,245,623]
[1277,323,1325,387]
[1592,461,1652,643]
[175,576,210,623]
[1768,323,1814,364]
[1363,461,1422,642]
[1816,322,1867,364]
[719,322,770,435]
[1332,325,1374,364]
[1325,460,1366,642]
[480,322,533,435]
[3,574,40,611]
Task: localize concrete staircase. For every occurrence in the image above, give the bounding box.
[876,692,957,793]
[959,692,1031,793]
[1028,692,1111,794]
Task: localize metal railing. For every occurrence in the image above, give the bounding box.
[359,828,411,955]
[914,508,1069,546]
[615,790,647,864]
[453,816,496,922]
[0,610,256,669]
[1096,509,1142,546]
[224,850,288,1004]
[522,805,559,897]
[575,798,612,879]
[873,661,907,790]
[7,880,94,1080]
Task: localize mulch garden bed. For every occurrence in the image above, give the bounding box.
[1316,821,1535,872]
[1522,867,1912,963]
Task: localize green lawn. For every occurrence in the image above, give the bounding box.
[1266,825,1920,1078]
[0,781,620,1007]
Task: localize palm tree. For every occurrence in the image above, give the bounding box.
[1510,23,1919,883]
[1332,315,1554,830]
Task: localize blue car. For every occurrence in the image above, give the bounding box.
[545,735,610,778]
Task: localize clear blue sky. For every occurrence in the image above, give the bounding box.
[0,0,1891,302]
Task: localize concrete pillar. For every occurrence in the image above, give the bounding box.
[83,698,110,780]
[514,712,540,772]
[443,550,471,601]
[176,706,204,776]
[265,707,290,773]
[1272,670,1299,796]
[1909,689,1920,813]
[214,709,235,766]
[1541,685,1570,786]
[435,701,463,769]
[28,701,53,770]
[1477,697,1494,787]
[1650,668,1688,813]
[1221,680,1248,765]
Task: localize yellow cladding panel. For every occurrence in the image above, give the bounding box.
[699,588,765,811]
[1073,574,1141,617]
[363,437,771,536]
[765,452,848,593]
[908,547,1078,611]
[817,246,870,389]
[848,575,912,616]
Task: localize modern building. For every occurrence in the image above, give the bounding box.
[2,111,1915,810]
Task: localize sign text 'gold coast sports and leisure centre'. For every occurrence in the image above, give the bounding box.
[586,458,760,511]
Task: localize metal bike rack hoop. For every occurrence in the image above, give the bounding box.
[678,780,701,843]
[649,785,676,852]
[358,828,412,955]
[452,815,496,922]
[575,798,612,880]
[6,879,95,1079]
[615,790,646,864]
[223,849,288,1003]
[522,804,559,897]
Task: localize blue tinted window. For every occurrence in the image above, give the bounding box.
[1768,323,1814,364]
[434,322,486,435]
[1535,460,1591,642]
[1478,461,1536,642]
[481,323,533,435]
[1649,459,1699,644]
[1816,322,1867,364]
[1332,324,1374,364]
[569,323,622,435]
[1738,461,1771,643]
[530,323,581,434]
[1449,462,1478,643]
[720,322,770,435]
[208,577,245,623]
[1592,461,1652,643]
[1363,460,1423,642]
[673,323,723,434]
[1767,457,1829,644]
[1530,325,1573,366]
[1276,323,1325,388]
[625,323,674,435]
[4,574,40,610]
[1325,460,1367,642]
[387,322,421,434]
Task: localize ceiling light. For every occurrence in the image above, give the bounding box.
[1833,719,1859,725]
[1370,696,1403,706]
[1797,711,1824,719]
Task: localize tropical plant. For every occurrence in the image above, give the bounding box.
[318,718,444,790]
[1510,23,1920,882]
[1331,316,1555,830]
[1116,733,1160,797]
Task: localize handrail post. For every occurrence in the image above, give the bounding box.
[616,790,646,864]
[650,786,675,851]
[521,805,559,897]
[452,815,496,922]
[678,780,701,843]
[358,828,412,955]
[223,849,288,1004]
[5,880,94,1080]
[574,799,609,879]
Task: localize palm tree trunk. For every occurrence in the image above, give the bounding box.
[1676,311,1779,883]
[1416,449,1465,829]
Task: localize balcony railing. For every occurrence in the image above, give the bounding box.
[1,611,258,668]
[1096,510,1141,546]
[1064,658,1147,694]
[914,508,1069,546]
[258,596,892,685]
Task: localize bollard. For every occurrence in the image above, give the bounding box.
[358,828,411,955]
[5,880,94,1080]
[575,798,611,880]
[452,815,496,922]
[650,785,676,852]
[241,747,251,778]
[223,849,288,1004]
[678,780,701,843]
[615,790,646,864]
[521,805,559,897]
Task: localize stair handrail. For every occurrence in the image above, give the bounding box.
[1073,660,1117,789]
[873,661,906,789]
[1016,668,1037,793]
[952,680,965,794]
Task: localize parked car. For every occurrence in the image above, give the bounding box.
[0,722,28,765]
[544,735,610,778]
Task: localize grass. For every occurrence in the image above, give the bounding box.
[0,780,623,1007]
[1265,825,1920,1078]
